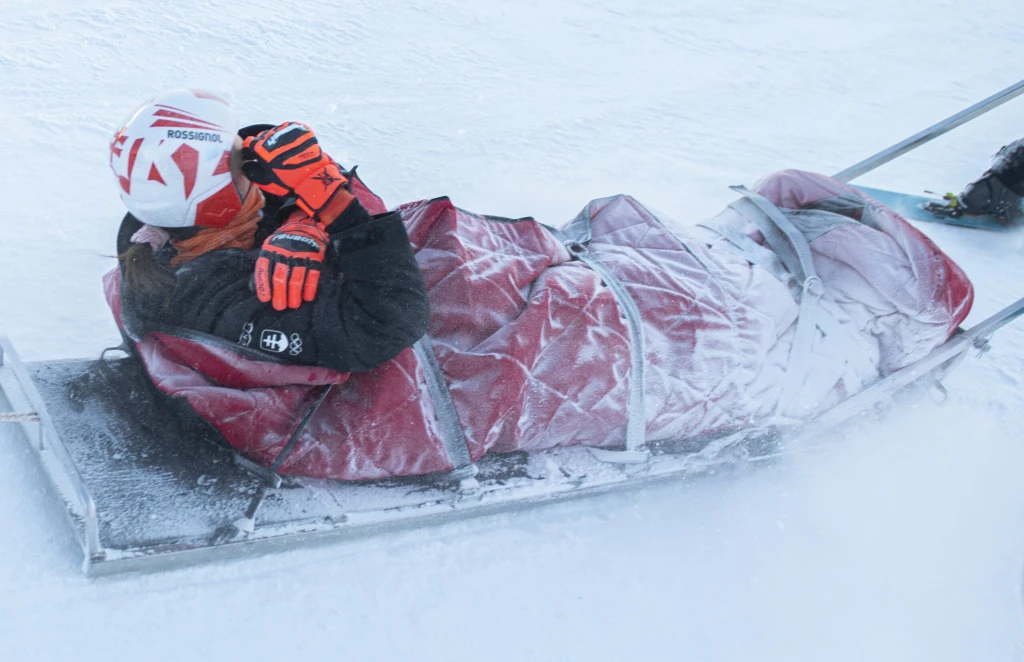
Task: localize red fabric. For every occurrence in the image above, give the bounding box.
[105,170,973,480]
[349,171,386,215]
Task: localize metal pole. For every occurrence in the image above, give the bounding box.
[833,78,1024,183]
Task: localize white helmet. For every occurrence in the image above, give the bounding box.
[110,89,242,228]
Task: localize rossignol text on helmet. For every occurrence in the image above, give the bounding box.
[109,89,242,228]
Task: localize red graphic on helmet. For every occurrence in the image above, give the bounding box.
[152,108,222,127]
[147,163,166,185]
[195,181,243,228]
[126,138,143,178]
[110,132,127,158]
[171,143,200,198]
[113,137,145,194]
[212,150,232,176]
[150,105,226,132]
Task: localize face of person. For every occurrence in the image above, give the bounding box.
[230,135,252,202]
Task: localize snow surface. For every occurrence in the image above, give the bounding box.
[1,0,1024,659]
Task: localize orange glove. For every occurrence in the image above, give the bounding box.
[241,122,355,225]
[254,214,330,311]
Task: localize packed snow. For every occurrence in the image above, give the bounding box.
[1,0,1023,659]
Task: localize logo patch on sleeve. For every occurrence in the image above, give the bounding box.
[260,329,288,353]
[238,322,254,347]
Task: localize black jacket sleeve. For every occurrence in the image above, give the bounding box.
[159,201,430,372]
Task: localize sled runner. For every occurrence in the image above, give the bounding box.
[2,292,1022,576]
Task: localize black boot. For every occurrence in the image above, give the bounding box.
[958,171,1024,224]
[930,139,1024,225]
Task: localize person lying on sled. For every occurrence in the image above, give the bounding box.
[113,89,429,371]
[108,89,974,483]
[929,137,1024,225]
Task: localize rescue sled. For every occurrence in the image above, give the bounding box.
[1,294,1022,575]
[3,79,1024,576]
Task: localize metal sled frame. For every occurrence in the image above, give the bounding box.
[2,296,1023,576]
[0,339,102,561]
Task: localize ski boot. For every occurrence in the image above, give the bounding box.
[925,172,1024,226]
[927,139,1024,225]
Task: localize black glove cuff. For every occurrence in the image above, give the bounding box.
[324,199,373,236]
[238,124,276,139]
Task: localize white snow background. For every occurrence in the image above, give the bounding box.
[2,0,1024,659]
